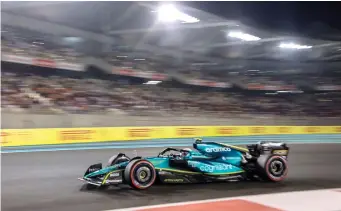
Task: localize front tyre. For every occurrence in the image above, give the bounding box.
[124,159,156,190]
[107,154,130,166]
[258,155,288,182]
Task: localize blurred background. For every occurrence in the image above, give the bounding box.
[1,1,341,129]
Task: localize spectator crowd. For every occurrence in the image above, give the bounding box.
[2,71,341,118]
[2,26,83,63]
[1,26,341,118]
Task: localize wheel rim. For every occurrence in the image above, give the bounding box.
[270,160,284,176]
[136,167,152,183]
[130,161,156,189]
[267,158,287,179]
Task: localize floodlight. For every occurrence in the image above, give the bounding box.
[279,43,312,50]
[143,81,162,85]
[177,12,199,23]
[157,4,178,23]
[157,4,199,23]
[228,31,261,41]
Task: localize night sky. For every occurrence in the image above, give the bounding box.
[183,2,341,41]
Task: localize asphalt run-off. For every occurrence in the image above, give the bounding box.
[2,143,341,211]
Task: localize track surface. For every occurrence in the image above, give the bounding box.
[2,144,341,211]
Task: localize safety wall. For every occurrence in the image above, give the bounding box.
[1,126,341,147]
[3,113,341,129]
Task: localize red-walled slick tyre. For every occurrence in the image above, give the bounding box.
[258,155,288,182]
[124,159,156,190]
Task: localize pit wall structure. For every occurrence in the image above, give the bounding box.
[1,126,341,147]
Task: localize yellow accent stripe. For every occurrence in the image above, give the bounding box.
[102,170,124,185]
[155,168,201,175]
[205,170,244,175]
[155,168,244,176]
[219,143,249,152]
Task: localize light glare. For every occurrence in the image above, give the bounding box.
[157,4,199,23]
[279,43,312,50]
[143,80,161,85]
[228,31,261,41]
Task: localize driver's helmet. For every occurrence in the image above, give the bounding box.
[181,148,192,157]
[194,138,202,143]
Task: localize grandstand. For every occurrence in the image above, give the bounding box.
[1,1,341,120]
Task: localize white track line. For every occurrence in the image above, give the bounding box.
[104,188,341,211]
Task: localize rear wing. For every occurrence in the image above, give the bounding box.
[248,141,289,157]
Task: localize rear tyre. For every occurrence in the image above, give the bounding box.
[124,159,156,190]
[258,155,288,182]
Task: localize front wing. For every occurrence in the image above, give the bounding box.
[78,169,125,186]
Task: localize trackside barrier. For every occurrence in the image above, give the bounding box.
[1,126,341,147]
